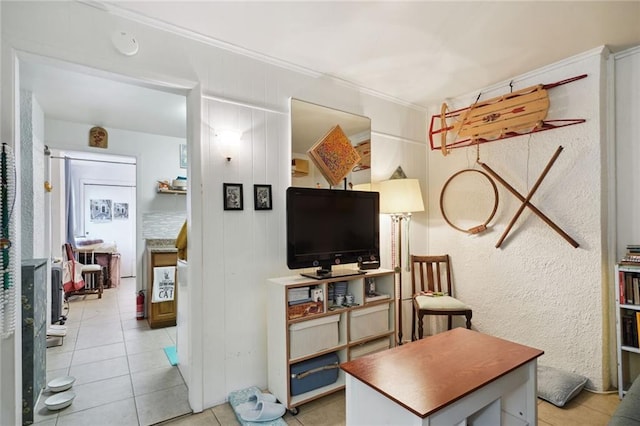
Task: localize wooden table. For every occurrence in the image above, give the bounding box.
[340,328,543,425]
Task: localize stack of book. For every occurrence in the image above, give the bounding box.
[621,310,640,348]
[621,245,640,264]
[288,287,311,305]
[619,272,640,305]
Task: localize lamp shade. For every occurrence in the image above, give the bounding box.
[379,178,425,214]
[216,129,242,161]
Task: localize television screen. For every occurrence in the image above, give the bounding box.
[286,187,379,279]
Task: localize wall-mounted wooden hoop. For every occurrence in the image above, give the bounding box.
[440,169,499,234]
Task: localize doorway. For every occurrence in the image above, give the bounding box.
[82,182,135,277]
[47,151,138,278]
[18,53,194,423]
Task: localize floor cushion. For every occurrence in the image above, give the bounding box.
[537,364,588,407]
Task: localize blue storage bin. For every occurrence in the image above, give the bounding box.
[290,352,340,396]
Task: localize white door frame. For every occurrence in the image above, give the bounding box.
[9,50,205,417]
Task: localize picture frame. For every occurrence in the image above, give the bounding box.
[179,144,187,169]
[90,199,112,222]
[254,184,272,210]
[89,126,108,149]
[307,124,361,186]
[223,183,243,210]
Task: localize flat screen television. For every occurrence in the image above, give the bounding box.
[286,186,380,279]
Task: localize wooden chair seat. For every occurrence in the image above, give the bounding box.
[81,264,102,273]
[414,295,470,311]
[80,267,104,298]
[411,254,472,340]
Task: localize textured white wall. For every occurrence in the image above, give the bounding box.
[427,49,610,390]
[614,47,640,259]
[19,90,34,258]
[32,95,45,259]
[19,90,46,259]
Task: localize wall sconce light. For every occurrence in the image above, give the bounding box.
[216,129,242,162]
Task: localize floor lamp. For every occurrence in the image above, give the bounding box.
[379,178,424,345]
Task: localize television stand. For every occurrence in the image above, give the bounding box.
[301,268,365,280]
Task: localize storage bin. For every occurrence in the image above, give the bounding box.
[290,352,340,396]
[350,337,391,359]
[288,300,323,320]
[289,315,340,359]
[350,304,389,340]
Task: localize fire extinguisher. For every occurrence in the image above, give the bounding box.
[136,290,145,320]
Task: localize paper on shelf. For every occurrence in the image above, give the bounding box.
[152,266,175,303]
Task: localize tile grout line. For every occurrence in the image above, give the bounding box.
[118,278,143,426]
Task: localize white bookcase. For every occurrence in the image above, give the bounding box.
[615,263,640,398]
[266,269,395,413]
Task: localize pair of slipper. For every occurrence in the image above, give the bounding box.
[237,389,285,422]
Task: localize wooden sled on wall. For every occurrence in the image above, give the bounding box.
[429,74,587,155]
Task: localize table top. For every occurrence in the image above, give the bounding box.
[340,328,543,418]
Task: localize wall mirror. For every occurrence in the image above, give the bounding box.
[291,98,371,189]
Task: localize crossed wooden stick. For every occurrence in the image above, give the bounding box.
[477,145,579,249]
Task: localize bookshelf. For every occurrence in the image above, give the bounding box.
[615,263,640,398]
[266,269,395,413]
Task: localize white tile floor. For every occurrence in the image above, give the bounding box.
[35,277,622,426]
[35,277,190,426]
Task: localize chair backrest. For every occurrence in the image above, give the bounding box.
[62,243,83,263]
[410,255,453,297]
[63,243,74,262]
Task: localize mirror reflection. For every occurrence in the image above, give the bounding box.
[291,98,371,189]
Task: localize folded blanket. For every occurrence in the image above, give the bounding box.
[62,259,84,293]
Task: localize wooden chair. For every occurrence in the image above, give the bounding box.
[410,254,471,340]
[63,243,103,299]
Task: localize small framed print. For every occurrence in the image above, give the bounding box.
[254,184,272,210]
[223,183,243,210]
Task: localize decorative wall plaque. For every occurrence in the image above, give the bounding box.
[89,126,108,149]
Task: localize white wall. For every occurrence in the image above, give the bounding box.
[0,1,425,413]
[614,47,640,259]
[19,90,45,259]
[426,48,611,390]
[45,119,187,282]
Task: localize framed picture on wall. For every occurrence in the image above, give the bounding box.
[90,199,112,222]
[254,184,272,210]
[223,183,243,210]
[113,202,129,219]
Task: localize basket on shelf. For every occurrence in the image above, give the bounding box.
[288,301,324,320]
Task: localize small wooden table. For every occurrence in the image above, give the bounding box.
[340,328,543,425]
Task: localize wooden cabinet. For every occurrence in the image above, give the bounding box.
[266,269,395,412]
[147,249,178,328]
[615,263,640,398]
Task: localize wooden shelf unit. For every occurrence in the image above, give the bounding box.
[615,263,640,398]
[157,189,186,195]
[266,269,395,412]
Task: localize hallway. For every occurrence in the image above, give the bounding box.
[35,277,190,425]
